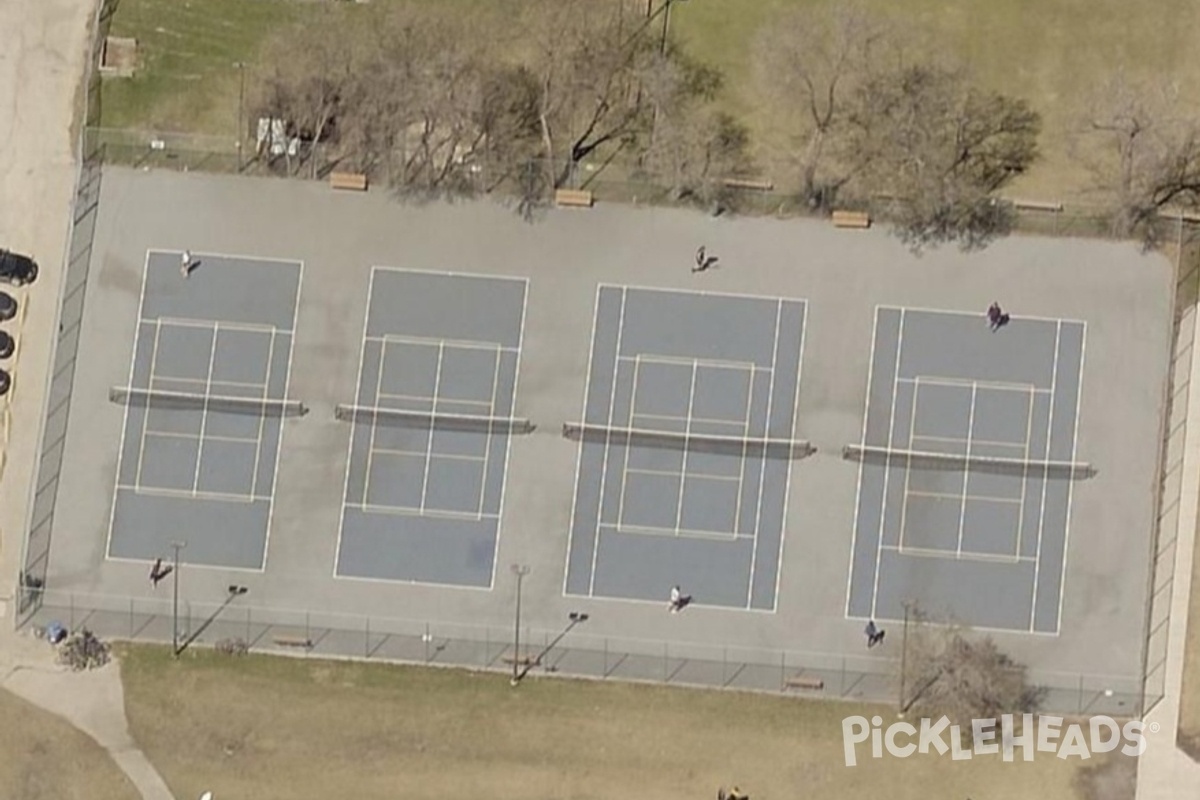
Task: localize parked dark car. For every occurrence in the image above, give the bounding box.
[0,368,10,396]
[0,249,38,286]
[0,292,16,322]
[0,330,13,359]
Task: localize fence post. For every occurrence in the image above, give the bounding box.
[128,597,134,639]
[364,617,370,659]
[424,622,431,663]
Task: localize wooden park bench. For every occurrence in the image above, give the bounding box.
[831,210,871,229]
[784,674,825,691]
[554,188,594,208]
[722,177,774,192]
[1008,198,1063,213]
[273,635,314,649]
[329,171,368,191]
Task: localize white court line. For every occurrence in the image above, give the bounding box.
[372,446,484,464]
[490,277,529,591]
[870,308,906,619]
[1054,321,1087,634]
[261,256,302,575]
[333,268,378,580]
[372,263,532,286]
[347,500,486,523]
[605,522,743,542]
[249,331,278,498]
[615,353,766,373]
[731,367,756,536]
[897,375,1049,394]
[896,376,924,555]
[1030,320,1062,631]
[908,489,1022,505]
[157,316,278,335]
[878,544,1030,565]
[190,322,222,495]
[632,409,751,428]
[1016,384,1036,562]
[746,299,783,609]
[133,320,169,492]
[144,430,257,446]
[912,432,1028,449]
[671,363,700,536]
[627,465,740,483]
[417,342,447,514]
[603,280,806,306]
[956,383,980,557]
[562,286,604,598]
[875,304,1088,327]
[117,483,260,505]
[844,306,882,616]
[616,355,648,528]
[365,333,519,353]
[474,348,505,517]
[588,288,629,597]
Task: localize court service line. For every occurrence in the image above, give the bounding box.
[347,501,488,523]
[897,375,1047,394]
[1030,320,1062,630]
[615,353,764,373]
[588,288,629,597]
[605,280,801,306]
[912,432,1029,449]
[879,544,1030,565]
[955,383,980,557]
[604,522,743,542]
[870,309,906,619]
[1054,322,1087,635]
[117,483,260,505]
[367,332,518,354]
[562,287,604,598]
[632,408,754,428]
[332,269,379,580]
[746,299,783,609]
[844,307,883,616]
[372,446,484,464]
[876,304,1087,327]
[907,489,1022,505]
[157,316,278,336]
[143,430,259,447]
[105,251,156,562]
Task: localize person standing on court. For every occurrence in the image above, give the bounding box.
[694,246,706,272]
[180,250,192,278]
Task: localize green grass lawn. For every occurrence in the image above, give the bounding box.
[117,643,1128,800]
[101,0,1200,199]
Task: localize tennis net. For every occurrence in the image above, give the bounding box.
[334,404,535,434]
[109,386,308,417]
[842,443,1095,479]
[561,422,813,459]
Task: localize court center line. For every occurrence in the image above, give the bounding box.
[871,308,906,619]
[588,288,628,597]
[190,322,221,496]
[249,330,278,498]
[673,363,701,536]
[746,299,784,609]
[1054,322,1086,634]
[731,366,756,536]
[418,342,447,515]
[362,339,392,508]
[956,383,979,557]
[1016,384,1036,561]
[133,320,167,492]
[897,376,923,555]
[1030,320,1062,630]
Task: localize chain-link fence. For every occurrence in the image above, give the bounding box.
[26,588,1140,715]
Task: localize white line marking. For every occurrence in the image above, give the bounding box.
[956,383,979,557]
[346,501,486,523]
[875,303,1087,327]
[191,323,222,495]
[870,308,905,619]
[489,276,530,590]
[562,286,604,598]
[844,305,882,617]
[475,348,504,517]
[907,489,1023,504]
[362,339,393,508]
[897,375,1047,394]
[1030,320,1062,630]
[364,333,520,353]
[1016,384,1036,561]
[589,288,628,596]
[602,521,742,542]
[157,316,278,335]
[615,353,764,372]
[603,280,804,305]
[617,355,648,528]
[897,376,923,554]
[133,320,167,492]
[249,332,278,497]
[878,544,1031,565]
[627,409,751,428]
[746,299,783,608]
[418,342,446,514]
[625,465,740,482]
[673,362,700,536]
[117,483,259,504]
[1053,321,1086,635]
[731,365,756,536]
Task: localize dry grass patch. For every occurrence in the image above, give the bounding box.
[0,688,138,800]
[120,643,1124,800]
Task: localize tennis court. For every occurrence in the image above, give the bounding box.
[846,307,1087,633]
[106,251,303,570]
[564,285,806,611]
[334,268,528,588]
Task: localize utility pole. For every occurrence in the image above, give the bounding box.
[234,62,246,172]
[510,564,530,686]
[171,541,186,657]
[898,602,911,713]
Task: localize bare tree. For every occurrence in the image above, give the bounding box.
[754,2,892,209]
[846,61,1040,251]
[1075,71,1200,239]
[901,609,1042,740]
[525,0,665,189]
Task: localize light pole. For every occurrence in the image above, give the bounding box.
[234,61,246,171]
[510,564,530,686]
[170,541,186,657]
